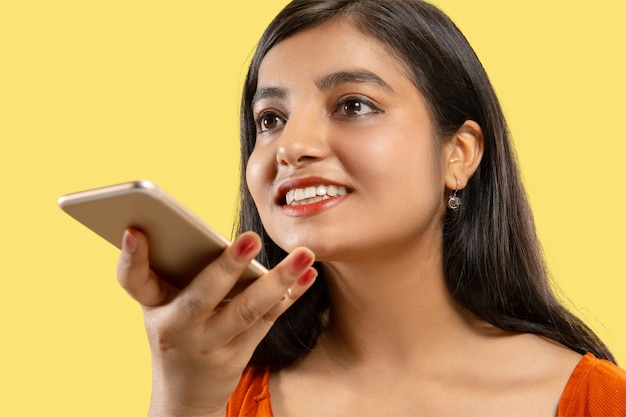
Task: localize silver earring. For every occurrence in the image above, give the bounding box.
[447,177,461,210]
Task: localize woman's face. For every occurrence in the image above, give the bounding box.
[246,19,450,262]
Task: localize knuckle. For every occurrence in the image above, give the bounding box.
[260,307,282,326]
[179,294,210,318]
[277,270,295,288]
[233,298,265,328]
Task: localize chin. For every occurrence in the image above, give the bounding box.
[272,234,329,256]
[274,235,318,253]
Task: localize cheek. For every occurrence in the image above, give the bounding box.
[341,129,438,187]
[245,147,275,207]
[245,151,263,203]
[359,136,444,215]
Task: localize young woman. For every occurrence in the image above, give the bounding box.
[117,1,626,416]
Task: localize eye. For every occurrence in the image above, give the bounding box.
[335,97,381,117]
[256,111,286,133]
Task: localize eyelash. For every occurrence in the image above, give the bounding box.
[255,110,286,134]
[334,96,381,118]
[254,96,382,134]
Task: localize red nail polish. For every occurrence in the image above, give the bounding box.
[235,235,256,257]
[291,252,313,273]
[297,268,317,287]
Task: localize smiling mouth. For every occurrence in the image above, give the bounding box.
[285,185,348,206]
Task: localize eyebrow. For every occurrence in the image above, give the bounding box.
[252,69,393,108]
[252,86,287,108]
[315,69,394,93]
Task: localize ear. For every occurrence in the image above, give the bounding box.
[444,120,484,190]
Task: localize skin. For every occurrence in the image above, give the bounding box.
[248,19,582,417]
[118,229,318,417]
[117,17,583,417]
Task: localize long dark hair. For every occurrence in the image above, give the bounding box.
[236,0,615,368]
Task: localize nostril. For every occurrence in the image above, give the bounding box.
[276,151,290,166]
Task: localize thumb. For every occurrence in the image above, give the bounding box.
[117,229,178,307]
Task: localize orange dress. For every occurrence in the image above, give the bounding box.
[226,353,626,417]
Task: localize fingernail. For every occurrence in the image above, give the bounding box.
[297,268,317,287]
[235,235,257,258]
[122,230,138,254]
[290,251,313,274]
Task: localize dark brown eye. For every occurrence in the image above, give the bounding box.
[257,112,285,132]
[336,97,379,118]
[343,100,362,115]
[262,115,278,130]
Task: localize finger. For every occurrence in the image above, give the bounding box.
[229,266,318,352]
[117,229,178,307]
[211,247,316,343]
[173,232,263,321]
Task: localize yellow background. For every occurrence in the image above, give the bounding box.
[1,1,624,415]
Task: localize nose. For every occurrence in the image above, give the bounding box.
[275,110,329,167]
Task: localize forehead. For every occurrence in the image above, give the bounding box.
[257,18,411,89]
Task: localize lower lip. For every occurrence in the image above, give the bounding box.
[281,194,350,217]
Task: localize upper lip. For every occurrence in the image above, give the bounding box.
[275,176,351,205]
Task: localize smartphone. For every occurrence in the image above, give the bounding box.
[57,180,267,288]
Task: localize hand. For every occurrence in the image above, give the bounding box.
[117,229,317,417]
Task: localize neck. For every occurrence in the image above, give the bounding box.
[314,233,481,368]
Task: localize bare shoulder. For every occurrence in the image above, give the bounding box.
[507,333,583,377]
[468,331,583,388]
[459,332,584,416]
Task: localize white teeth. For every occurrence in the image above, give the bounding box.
[304,186,316,199]
[294,188,304,201]
[285,185,348,206]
